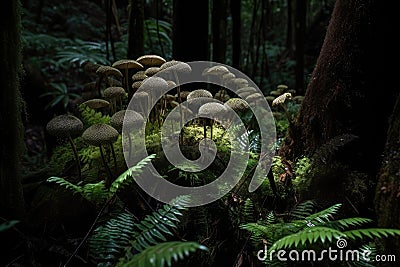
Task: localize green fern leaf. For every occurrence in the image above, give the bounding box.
[47,176,82,195]
[344,228,400,240]
[270,226,344,250]
[109,154,156,196]
[117,241,207,267]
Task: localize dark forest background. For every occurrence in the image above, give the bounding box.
[0,0,398,266]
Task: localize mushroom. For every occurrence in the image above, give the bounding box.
[112,59,143,93]
[198,102,227,142]
[81,99,110,111]
[46,115,84,180]
[144,67,161,77]
[103,86,126,114]
[224,98,250,114]
[110,110,144,162]
[186,89,214,114]
[140,77,169,126]
[82,123,119,187]
[132,70,148,82]
[95,66,123,97]
[272,92,293,122]
[136,54,166,67]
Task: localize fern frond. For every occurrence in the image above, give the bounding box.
[290,200,315,220]
[89,212,137,265]
[81,181,109,206]
[242,198,255,224]
[265,211,276,225]
[47,176,82,195]
[130,195,190,252]
[344,228,400,240]
[303,203,341,225]
[324,217,372,230]
[109,154,156,196]
[117,241,207,267]
[270,226,344,250]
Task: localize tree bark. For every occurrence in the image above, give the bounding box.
[0,0,25,218]
[172,0,209,61]
[374,94,400,255]
[127,0,145,59]
[294,0,306,94]
[230,0,241,68]
[212,0,227,63]
[279,0,393,209]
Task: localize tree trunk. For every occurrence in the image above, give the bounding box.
[374,94,400,255]
[279,0,393,209]
[230,0,241,68]
[172,0,209,61]
[211,0,227,63]
[294,0,306,94]
[127,0,144,59]
[0,0,25,218]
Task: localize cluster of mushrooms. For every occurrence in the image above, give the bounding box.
[46,54,301,184]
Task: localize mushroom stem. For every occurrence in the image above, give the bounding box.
[127,133,133,163]
[110,143,117,172]
[124,68,129,94]
[99,145,113,187]
[173,71,184,144]
[68,134,82,181]
[280,103,292,124]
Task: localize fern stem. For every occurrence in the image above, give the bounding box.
[127,134,132,163]
[68,134,82,181]
[99,145,113,187]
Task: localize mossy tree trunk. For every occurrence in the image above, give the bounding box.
[172,0,209,61]
[279,0,394,210]
[127,0,144,59]
[374,94,400,255]
[0,0,25,218]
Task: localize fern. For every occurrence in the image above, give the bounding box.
[89,212,137,266]
[47,154,155,206]
[88,195,195,267]
[129,195,190,252]
[116,241,207,267]
[289,200,315,220]
[79,105,110,126]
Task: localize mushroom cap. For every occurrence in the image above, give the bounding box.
[112,59,143,70]
[110,110,144,133]
[272,93,292,106]
[108,77,122,87]
[177,90,190,100]
[214,90,230,102]
[132,71,148,81]
[228,78,249,89]
[82,123,119,146]
[222,72,236,84]
[187,89,213,100]
[292,95,304,103]
[46,115,83,139]
[246,93,264,103]
[277,84,289,91]
[145,67,161,76]
[136,55,166,67]
[236,86,257,95]
[132,80,143,90]
[265,96,276,104]
[205,65,230,76]
[269,90,281,97]
[82,99,110,109]
[160,60,192,73]
[140,77,169,97]
[96,66,123,78]
[198,102,227,117]
[83,62,102,74]
[224,98,250,113]
[166,80,177,90]
[103,87,126,99]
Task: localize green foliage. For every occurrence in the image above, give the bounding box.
[79,105,110,126]
[144,18,173,58]
[117,241,207,267]
[0,220,19,232]
[88,195,204,267]
[56,40,110,66]
[47,154,156,206]
[39,82,81,110]
[240,202,400,264]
